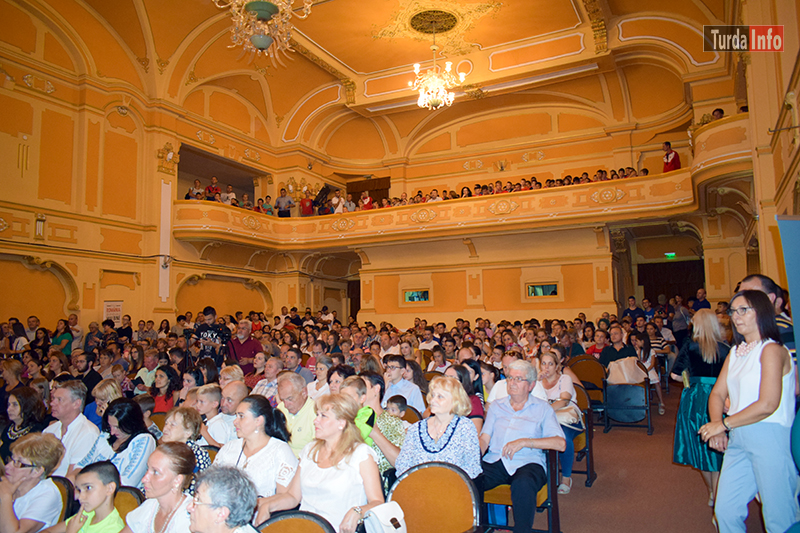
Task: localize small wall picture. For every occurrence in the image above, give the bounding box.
[404,290,430,303]
[527,283,558,297]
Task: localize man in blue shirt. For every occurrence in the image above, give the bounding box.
[381,355,425,413]
[479,360,566,533]
[691,287,711,314]
[621,296,645,322]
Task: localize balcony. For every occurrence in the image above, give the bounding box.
[691,112,752,180]
[173,169,697,251]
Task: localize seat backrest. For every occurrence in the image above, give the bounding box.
[115,486,145,521]
[423,371,442,382]
[49,476,75,521]
[419,349,433,367]
[388,462,478,533]
[573,383,591,413]
[605,382,648,422]
[150,412,167,431]
[259,510,336,533]
[401,406,422,424]
[202,445,220,463]
[566,355,596,367]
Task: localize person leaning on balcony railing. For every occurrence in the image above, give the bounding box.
[275,188,295,218]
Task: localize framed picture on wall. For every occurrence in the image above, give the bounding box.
[104,300,124,327]
[526,283,558,298]
[404,290,430,303]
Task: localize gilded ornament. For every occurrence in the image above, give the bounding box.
[487,199,519,215]
[410,209,437,223]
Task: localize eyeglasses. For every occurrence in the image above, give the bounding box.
[728,306,754,316]
[385,365,402,371]
[191,495,217,508]
[506,376,529,383]
[9,458,36,468]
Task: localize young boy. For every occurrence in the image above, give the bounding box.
[195,384,235,447]
[133,394,162,440]
[47,461,123,533]
[385,395,411,431]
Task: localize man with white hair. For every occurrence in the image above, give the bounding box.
[43,380,100,477]
[479,360,565,533]
[227,319,261,374]
[276,372,315,457]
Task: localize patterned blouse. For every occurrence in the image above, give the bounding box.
[395,415,482,479]
[371,411,406,489]
[186,439,211,495]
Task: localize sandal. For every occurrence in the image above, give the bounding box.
[658,404,666,415]
[557,478,572,494]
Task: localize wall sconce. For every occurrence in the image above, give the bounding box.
[34,213,46,240]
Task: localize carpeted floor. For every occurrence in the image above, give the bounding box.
[547,383,767,533]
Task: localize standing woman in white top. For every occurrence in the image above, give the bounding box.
[267,393,384,533]
[213,395,297,525]
[122,442,195,533]
[700,290,798,533]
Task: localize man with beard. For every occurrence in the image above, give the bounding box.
[228,319,261,374]
[73,351,102,403]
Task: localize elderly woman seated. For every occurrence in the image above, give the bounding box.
[395,376,482,480]
[267,393,384,533]
[188,466,259,533]
[0,433,65,532]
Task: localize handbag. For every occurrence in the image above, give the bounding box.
[363,501,407,533]
[554,402,584,430]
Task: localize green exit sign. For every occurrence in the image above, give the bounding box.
[664,252,676,259]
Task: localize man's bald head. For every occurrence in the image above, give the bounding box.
[220,381,249,415]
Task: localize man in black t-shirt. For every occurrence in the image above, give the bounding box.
[186,306,230,366]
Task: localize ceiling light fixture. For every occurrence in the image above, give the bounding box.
[213,0,314,56]
[409,18,466,110]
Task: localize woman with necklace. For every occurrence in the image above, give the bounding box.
[213,395,296,525]
[0,433,65,532]
[0,387,47,463]
[266,394,384,533]
[122,442,195,533]
[699,290,798,533]
[395,376,481,480]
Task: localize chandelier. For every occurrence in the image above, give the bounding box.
[409,25,466,110]
[213,0,314,56]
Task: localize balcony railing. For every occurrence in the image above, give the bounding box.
[173,169,696,250]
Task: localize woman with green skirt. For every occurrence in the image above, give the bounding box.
[670,308,730,507]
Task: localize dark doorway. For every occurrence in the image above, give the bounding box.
[347,177,390,207]
[348,280,361,321]
[637,260,705,301]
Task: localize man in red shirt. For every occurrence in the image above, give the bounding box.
[662,142,681,173]
[204,175,221,201]
[299,190,315,217]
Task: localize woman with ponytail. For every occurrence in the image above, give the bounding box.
[213,394,297,525]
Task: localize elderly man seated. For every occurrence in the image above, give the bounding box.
[479,360,566,533]
[276,372,315,457]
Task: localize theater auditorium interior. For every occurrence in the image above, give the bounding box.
[0,0,797,531]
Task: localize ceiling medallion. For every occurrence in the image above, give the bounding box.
[214,0,314,56]
[410,10,458,33]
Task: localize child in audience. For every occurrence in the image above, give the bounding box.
[194,384,234,447]
[47,461,123,533]
[133,393,162,440]
[111,364,133,397]
[385,395,411,431]
[183,387,198,408]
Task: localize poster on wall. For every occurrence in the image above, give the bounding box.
[104,301,123,327]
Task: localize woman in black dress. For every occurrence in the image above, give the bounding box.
[0,386,47,462]
[670,309,729,507]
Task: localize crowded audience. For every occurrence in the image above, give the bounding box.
[0,272,794,532]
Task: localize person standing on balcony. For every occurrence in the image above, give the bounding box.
[663,142,681,172]
[275,188,295,218]
[205,175,221,200]
[300,190,315,217]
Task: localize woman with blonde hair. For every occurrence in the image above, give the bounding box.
[395,376,481,479]
[267,393,384,533]
[218,365,243,389]
[0,433,65,531]
[670,308,730,507]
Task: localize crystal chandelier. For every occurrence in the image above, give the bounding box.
[213,0,314,56]
[409,31,466,110]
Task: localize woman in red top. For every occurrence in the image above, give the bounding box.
[150,365,181,413]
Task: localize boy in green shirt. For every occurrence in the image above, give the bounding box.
[45,461,124,533]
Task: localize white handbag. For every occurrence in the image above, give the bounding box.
[363,501,407,533]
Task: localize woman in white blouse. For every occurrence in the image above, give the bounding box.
[213,395,297,525]
[268,394,384,533]
[307,355,333,400]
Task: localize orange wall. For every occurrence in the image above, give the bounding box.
[0,259,68,327]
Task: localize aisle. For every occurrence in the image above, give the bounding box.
[556,383,766,533]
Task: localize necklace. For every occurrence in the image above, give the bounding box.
[156,495,185,533]
[429,417,451,440]
[7,423,32,440]
[736,340,761,357]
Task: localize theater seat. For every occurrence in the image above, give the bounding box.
[202,445,220,463]
[401,406,422,425]
[603,360,653,435]
[150,412,167,431]
[572,384,597,487]
[258,510,336,532]
[115,486,145,521]
[481,449,561,533]
[388,462,480,533]
[50,476,76,521]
